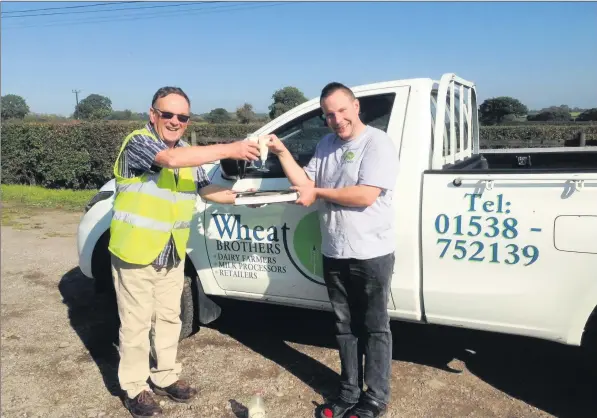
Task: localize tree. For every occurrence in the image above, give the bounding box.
[1,94,30,119]
[236,103,256,124]
[190,113,204,122]
[205,108,231,124]
[75,94,112,120]
[537,105,570,114]
[478,96,528,125]
[577,108,597,122]
[268,86,308,120]
[527,109,571,122]
[106,109,146,121]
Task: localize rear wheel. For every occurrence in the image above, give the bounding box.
[581,308,597,374]
[91,233,199,341]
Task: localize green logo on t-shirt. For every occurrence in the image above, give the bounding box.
[343,151,355,162]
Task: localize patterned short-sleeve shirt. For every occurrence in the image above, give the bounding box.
[117,122,211,269]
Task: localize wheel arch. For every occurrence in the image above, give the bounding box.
[184,256,222,326]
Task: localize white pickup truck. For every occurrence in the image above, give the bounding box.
[77,73,597,362]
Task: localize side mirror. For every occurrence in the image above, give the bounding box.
[220,159,247,180]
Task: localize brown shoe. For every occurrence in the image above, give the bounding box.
[124,390,163,418]
[153,380,197,403]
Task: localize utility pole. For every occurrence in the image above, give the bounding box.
[72,89,81,119]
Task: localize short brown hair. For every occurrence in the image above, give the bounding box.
[320,82,355,101]
[152,86,190,107]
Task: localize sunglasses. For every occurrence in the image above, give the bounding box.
[152,107,190,123]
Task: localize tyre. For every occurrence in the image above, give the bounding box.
[179,275,199,340]
[91,231,114,296]
[581,309,597,375]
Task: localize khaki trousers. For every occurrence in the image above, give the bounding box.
[111,254,185,399]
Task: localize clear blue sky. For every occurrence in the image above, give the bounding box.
[2,1,596,116]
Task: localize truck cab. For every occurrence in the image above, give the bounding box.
[77,73,597,358]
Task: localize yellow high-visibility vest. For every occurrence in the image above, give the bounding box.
[108,127,197,265]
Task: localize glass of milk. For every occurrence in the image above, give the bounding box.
[247,134,270,172]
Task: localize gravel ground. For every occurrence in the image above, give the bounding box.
[1,207,596,418]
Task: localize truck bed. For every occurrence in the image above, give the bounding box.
[420,146,597,346]
[444,148,597,171]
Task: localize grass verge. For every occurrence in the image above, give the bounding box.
[2,185,97,228]
[1,185,97,212]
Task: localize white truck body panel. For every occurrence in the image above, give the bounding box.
[421,173,597,345]
[76,180,116,278]
[76,73,597,349]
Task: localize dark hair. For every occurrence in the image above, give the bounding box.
[320,82,355,101]
[151,86,190,107]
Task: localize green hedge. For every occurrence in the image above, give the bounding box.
[2,121,596,190]
[184,123,263,141]
[0,121,264,190]
[479,125,597,149]
[2,121,139,189]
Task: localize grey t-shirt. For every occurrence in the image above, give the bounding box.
[303,125,399,260]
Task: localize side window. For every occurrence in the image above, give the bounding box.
[358,93,396,132]
[453,90,461,153]
[430,91,438,153]
[443,93,451,157]
[442,89,461,157]
[430,89,452,159]
[244,93,396,178]
[433,82,474,166]
[272,109,327,168]
[462,89,470,151]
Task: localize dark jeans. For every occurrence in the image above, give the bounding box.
[322,252,394,406]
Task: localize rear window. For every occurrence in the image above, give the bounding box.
[432,84,475,165]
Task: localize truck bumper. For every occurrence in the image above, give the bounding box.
[77,199,114,279]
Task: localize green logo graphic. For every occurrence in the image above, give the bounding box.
[343,151,355,162]
[292,212,323,278]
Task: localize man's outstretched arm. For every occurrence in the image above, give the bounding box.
[155,140,260,168]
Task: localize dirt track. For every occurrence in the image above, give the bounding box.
[1,207,596,418]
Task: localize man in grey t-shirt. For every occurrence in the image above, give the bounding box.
[267,82,398,418]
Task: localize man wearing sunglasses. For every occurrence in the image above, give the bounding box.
[108,86,260,418]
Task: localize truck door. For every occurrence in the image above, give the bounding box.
[202,91,403,307]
